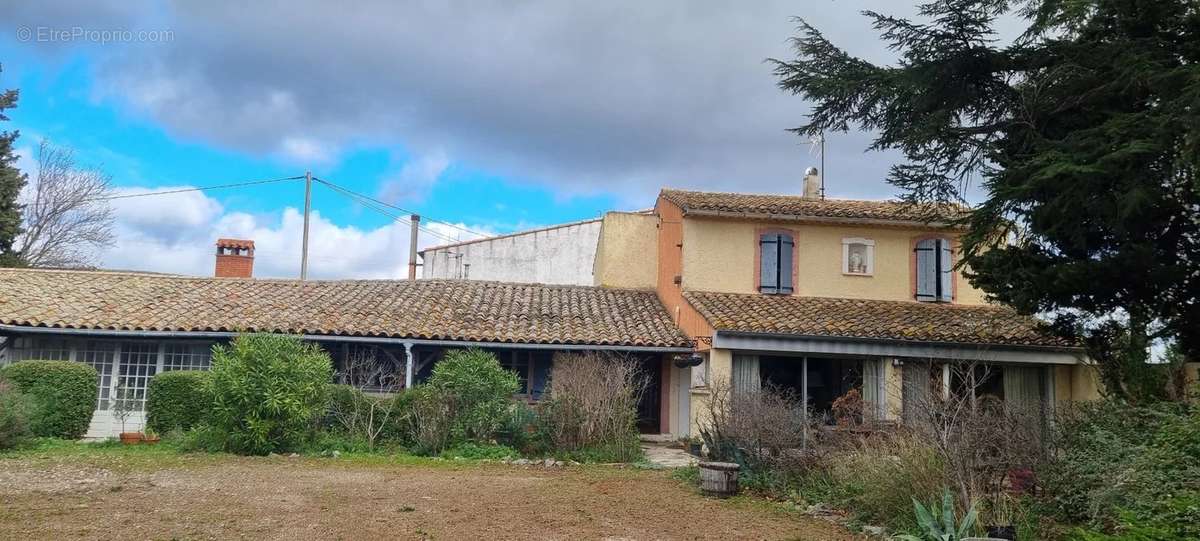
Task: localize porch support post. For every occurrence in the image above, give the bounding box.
[403,341,415,389]
[801,356,808,451]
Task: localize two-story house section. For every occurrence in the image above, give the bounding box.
[652,187,1101,435]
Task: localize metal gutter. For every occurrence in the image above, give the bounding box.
[712,330,1086,365]
[0,324,693,353]
[714,329,1084,353]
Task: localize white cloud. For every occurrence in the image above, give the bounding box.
[378,151,450,203]
[279,135,333,164]
[96,187,490,279]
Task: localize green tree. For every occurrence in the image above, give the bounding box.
[773,0,1200,401]
[0,63,27,267]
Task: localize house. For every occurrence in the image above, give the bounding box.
[420,172,1102,436]
[0,174,1101,440]
[0,241,692,438]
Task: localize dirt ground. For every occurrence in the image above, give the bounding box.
[0,453,862,540]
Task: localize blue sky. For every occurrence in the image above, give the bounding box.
[0,1,938,278]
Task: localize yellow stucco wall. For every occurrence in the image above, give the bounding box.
[593,211,658,289]
[680,217,986,304]
[1070,364,1103,401]
[690,348,733,436]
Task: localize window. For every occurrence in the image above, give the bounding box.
[914,238,953,302]
[499,351,531,395]
[759,232,794,294]
[842,237,875,276]
[163,343,213,371]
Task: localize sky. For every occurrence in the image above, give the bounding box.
[0,1,982,279]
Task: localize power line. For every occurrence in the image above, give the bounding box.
[85,175,306,202]
[312,180,465,245]
[312,176,491,238]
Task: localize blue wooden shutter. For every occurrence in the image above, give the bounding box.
[778,234,794,293]
[938,239,954,302]
[915,239,937,301]
[760,234,779,293]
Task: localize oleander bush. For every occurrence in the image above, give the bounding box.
[0,379,35,449]
[146,370,213,434]
[206,334,333,455]
[0,360,97,439]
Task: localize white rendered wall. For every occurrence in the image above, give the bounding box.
[420,219,602,285]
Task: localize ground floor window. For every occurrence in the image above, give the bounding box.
[732,355,865,425]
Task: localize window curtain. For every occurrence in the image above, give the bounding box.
[862,358,884,421]
[902,360,933,424]
[732,354,760,394]
[1003,365,1043,406]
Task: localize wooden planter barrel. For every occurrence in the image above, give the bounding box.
[698,461,740,498]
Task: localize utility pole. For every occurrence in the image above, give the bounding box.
[407,214,420,280]
[301,171,312,280]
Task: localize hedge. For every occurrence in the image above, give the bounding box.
[0,360,97,439]
[146,370,213,434]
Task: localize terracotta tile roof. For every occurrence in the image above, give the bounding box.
[0,269,691,348]
[660,189,966,225]
[216,238,255,250]
[683,291,1074,348]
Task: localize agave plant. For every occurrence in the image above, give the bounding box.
[893,489,978,541]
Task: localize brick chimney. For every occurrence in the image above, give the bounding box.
[214,238,254,278]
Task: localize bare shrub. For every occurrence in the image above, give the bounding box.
[698,378,819,472]
[899,362,1048,514]
[329,348,403,451]
[540,352,646,460]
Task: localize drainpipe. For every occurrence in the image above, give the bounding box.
[403,341,415,389]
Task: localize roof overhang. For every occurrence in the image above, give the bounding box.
[681,208,965,230]
[712,330,1086,365]
[0,324,694,354]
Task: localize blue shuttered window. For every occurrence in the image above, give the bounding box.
[915,238,954,302]
[759,233,794,294]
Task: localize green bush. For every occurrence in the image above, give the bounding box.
[426,348,519,443]
[1043,400,1200,539]
[0,361,97,439]
[0,379,35,449]
[206,334,333,455]
[146,370,212,434]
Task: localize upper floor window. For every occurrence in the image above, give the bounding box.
[842,237,875,276]
[914,238,953,302]
[759,232,794,294]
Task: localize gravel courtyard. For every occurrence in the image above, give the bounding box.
[0,448,860,540]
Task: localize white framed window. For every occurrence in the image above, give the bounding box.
[163,343,213,371]
[842,237,875,276]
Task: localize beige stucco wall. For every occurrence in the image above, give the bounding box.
[690,348,733,436]
[593,211,658,289]
[680,217,986,304]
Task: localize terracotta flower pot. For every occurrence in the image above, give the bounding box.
[141,435,161,445]
[119,432,142,445]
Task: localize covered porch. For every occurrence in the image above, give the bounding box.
[0,328,689,439]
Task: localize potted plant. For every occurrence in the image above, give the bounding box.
[111,382,141,445]
[141,426,160,445]
[686,436,703,457]
[985,494,1017,540]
